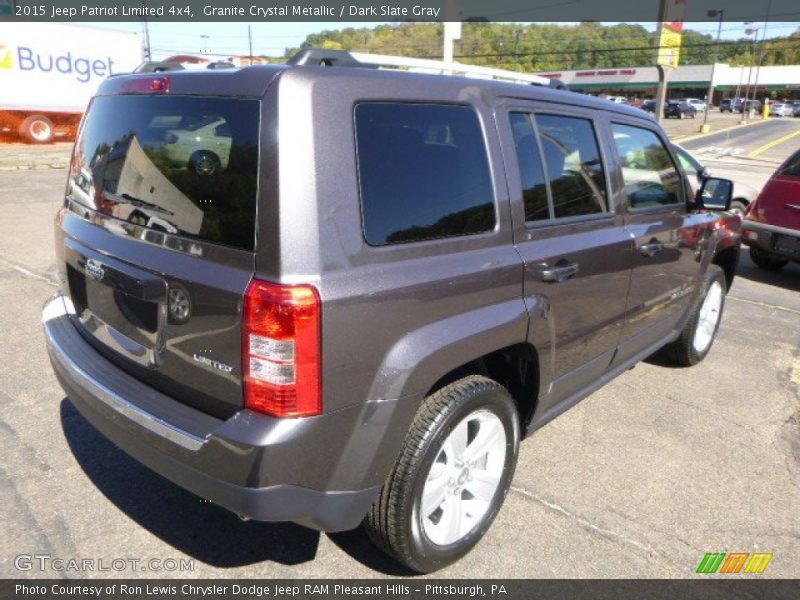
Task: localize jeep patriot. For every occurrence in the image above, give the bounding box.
[43,49,741,572]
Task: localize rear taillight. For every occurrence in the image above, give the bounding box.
[243,279,321,418]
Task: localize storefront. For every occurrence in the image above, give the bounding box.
[538,64,800,104]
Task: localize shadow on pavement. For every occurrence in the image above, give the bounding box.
[735,253,800,292]
[326,529,418,577]
[60,398,322,570]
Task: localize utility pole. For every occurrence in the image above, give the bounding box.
[443,22,461,72]
[141,1,151,61]
[248,25,253,65]
[752,0,773,118]
[653,0,685,124]
[740,25,758,122]
[514,29,521,72]
[700,9,724,132]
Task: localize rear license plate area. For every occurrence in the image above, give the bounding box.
[85,277,159,335]
[773,234,800,257]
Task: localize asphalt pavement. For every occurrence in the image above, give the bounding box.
[0,126,798,579]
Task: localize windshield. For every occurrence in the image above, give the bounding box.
[68,95,260,251]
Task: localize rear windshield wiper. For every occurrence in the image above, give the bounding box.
[119,193,175,216]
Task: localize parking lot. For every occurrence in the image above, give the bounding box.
[0,116,798,579]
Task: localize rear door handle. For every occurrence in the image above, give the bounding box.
[540,262,579,283]
[639,242,664,257]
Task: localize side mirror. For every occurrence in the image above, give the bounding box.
[695,177,733,211]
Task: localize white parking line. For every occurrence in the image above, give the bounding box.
[510,484,661,557]
[728,295,800,317]
[0,258,57,287]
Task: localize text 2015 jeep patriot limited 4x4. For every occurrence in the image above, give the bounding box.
[43,50,741,572]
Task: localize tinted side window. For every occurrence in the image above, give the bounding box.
[612,123,684,208]
[509,112,549,222]
[534,114,608,219]
[781,150,800,177]
[355,103,495,246]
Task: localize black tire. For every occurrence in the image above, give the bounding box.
[660,265,726,367]
[364,375,520,573]
[18,114,54,144]
[188,150,221,176]
[750,247,788,270]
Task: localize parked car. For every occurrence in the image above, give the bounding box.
[161,115,233,175]
[606,95,628,104]
[640,99,664,113]
[790,101,800,117]
[769,102,794,117]
[672,144,759,216]
[43,48,741,574]
[684,98,707,112]
[665,101,697,119]
[742,148,800,269]
[720,98,735,112]
[738,99,762,114]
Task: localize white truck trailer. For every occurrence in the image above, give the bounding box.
[0,23,142,143]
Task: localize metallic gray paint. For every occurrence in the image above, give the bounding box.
[46,62,737,531]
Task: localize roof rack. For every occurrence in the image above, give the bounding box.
[287,48,568,90]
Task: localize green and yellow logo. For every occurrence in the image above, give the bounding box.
[696,552,773,574]
[0,45,12,70]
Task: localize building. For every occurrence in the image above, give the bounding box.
[538,64,800,103]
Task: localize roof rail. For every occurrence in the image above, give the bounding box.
[287,48,568,90]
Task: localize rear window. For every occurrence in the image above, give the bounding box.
[69,95,260,251]
[355,103,495,246]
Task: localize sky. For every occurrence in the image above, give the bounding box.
[86,21,800,60]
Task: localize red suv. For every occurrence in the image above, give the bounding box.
[742,149,800,269]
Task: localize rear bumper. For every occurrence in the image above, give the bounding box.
[43,293,401,532]
[741,219,800,261]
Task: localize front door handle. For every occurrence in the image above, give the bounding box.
[540,262,579,283]
[639,242,664,257]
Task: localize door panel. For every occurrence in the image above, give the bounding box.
[622,211,698,348]
[609,121,698,360]
[497,102,634,401]
[519,222,634,383]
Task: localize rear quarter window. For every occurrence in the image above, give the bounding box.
[354,103,495,246]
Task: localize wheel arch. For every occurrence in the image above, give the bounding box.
[711,243,741,291]
[424,342,541,433]
[367,298,543,429]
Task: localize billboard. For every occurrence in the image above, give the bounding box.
[0,23,141,112]
[656,0,686,69]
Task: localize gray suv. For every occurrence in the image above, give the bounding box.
[43,50,741,573]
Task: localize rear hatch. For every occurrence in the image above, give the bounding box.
[750,151,800,232]
[59,91,262,419]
